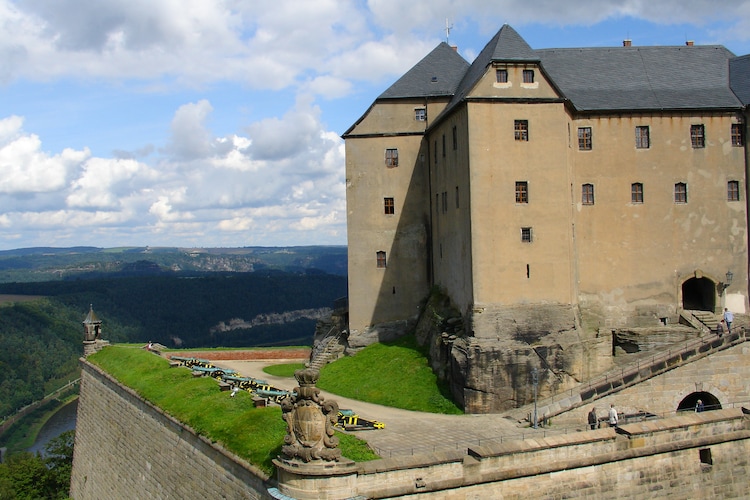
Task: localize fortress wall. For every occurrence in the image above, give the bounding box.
[69,359,269,500]
[354,409,750,499]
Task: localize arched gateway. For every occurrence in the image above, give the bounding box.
[681,277,716,312]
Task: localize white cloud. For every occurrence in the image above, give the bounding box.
[0,116,86,194]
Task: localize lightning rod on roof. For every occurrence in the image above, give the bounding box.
[445,18,453,44]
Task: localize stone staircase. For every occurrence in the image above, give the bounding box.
[308,329,345,371]
[683,309,721,332]
[504,327,746,424]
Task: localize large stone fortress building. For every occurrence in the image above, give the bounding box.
[343,26,750,411]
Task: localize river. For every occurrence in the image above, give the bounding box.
[27,399,78,455]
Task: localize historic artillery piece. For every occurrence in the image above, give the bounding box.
[190,366,238,380]
[169,356,214,368]
[336,409,385,431]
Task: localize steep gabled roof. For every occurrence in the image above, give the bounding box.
[439,25,542,121]
[539,45,741,111]
[378,42,469,99]
[83,304,100,324]
[730,54,750,105]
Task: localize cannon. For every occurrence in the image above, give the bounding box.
[254,388,295,404]
[191,366,238,379]
[169,356,215,369]
[336,409,385,430]
[221,375,272,392]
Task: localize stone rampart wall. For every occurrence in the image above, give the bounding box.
[353,409,750,499]
[69,360,269,500]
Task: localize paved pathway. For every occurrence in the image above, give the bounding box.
[218,360,576,459]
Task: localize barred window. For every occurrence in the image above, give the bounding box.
[578,127,592,150]
[690,125,705,148]
[635,126,650,149]
[728,180,740,201]
[731,124,744,147]
[515,181,528,203]
[514,120,529,141]
[674,182,687,203]
[521,227,532,243]
[384,197,394,215]
[385,148,398,167]
[376,251,387,268]
[582,184,594,205]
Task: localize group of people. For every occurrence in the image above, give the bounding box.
[587,404,618,430]
[717,308,734,337]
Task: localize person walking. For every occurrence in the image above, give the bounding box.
[588,407,598,430]
[723,308,734,333]
[608,404,618,428]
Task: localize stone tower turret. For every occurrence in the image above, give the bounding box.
[83,304,107,356]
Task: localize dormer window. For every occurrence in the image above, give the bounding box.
[523,70,534,84]
[496,69,508,83]
[431,76,438,83]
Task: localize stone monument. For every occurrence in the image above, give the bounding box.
[274,367,357,499]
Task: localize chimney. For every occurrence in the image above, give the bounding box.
[451,45,458,52]
[686,40,694,46]
[623,39,632,47]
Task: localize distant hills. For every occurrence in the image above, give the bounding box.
[0,246,348,282]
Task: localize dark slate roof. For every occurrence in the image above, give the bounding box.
[538,45,742,111]
[378,42,469,99]
[730,54,750,105]
[83,304,100,324]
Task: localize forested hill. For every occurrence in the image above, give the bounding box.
[0,269,347,417]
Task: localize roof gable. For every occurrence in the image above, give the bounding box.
[378,42,469,99]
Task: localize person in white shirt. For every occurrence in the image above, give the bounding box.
[608,404,618,428]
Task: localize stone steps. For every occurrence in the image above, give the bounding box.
[504,328,746,424]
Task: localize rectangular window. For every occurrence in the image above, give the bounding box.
[731,123,744,146]
[376,251,386,268]
[690,125,705,148]
[635,126,650,149]
[674,182,687,203]
[523,70,534,83]
[385,148,398,167]
[578,127,592,150]
[728,180,740,201]
[514,120,529,141]
[521,227,532,243]
[582,184,594,205]
[496,69,508,83]
[384,197,394,214]
[415,108,426,121]
[455,186,460,209]
[452,126,457,150]
[515,181,528,203]
[631,183,643,203]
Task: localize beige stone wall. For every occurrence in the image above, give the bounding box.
[345,98,450,338]
[572,112,747,325]
[70,360,268,500]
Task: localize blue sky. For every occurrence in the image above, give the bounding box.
[2,0,750,250]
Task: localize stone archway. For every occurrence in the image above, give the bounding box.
[681,277,716,311]
[677,391,722,412]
